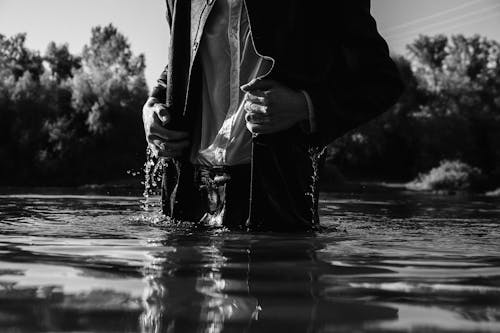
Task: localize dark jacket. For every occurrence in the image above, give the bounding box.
[151,0,404,230]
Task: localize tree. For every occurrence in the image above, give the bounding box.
[72,24,147,135]
[0,33,43,80]
[44,42,81,82]
[66,24,148,183]
[0,25,149,185]
[407,34,449,92]
[329,34,500,186]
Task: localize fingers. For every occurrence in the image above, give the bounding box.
[148,134,190,158]
[152,103,170,125]
[245,110,269,124]
[244,89,272,134]
[245,108,274,134]
[245,91,268,105]
[143,98,170,124]
[149,136,190,158]
[146,112,190,158]
[244,89,270,114]
[143,99,190,158]
[244,100,268,114]
[150,113,190,141]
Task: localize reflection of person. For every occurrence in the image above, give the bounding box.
[140,235,262,333]
[142,0,404,230]
[139,234,399,332]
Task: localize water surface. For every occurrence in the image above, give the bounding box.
[0,189,499,332]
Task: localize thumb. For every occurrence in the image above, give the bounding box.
[241,78,277,92]
[154,104,171,125]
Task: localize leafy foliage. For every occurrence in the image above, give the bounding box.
[0,25,148,185]
[45,42,81,81]
[330,34,500,189]
[1,29,499,188]
[0,33,43,80]
[406,160,483,192]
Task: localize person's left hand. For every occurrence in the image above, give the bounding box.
[241,79,308,135]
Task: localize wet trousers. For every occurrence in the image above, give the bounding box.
[161,129,324,231]
[195,164,251,229]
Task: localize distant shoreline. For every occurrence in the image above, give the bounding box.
[2,179,498,197]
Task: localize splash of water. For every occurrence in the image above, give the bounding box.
[306,146,327,224]
[123,148,167,226]
[141,147,166,210]
[136,148,201,228]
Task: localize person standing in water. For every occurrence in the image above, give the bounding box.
[142,0,404,231]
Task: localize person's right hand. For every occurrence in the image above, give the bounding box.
[142,97,190,158]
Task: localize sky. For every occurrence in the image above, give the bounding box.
[1,0,499,90]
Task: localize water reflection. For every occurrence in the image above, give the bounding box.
[140,234,257,333]
[0,191,500,332]
[139,233,400,332]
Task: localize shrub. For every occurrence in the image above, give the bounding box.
[406,160,482,192]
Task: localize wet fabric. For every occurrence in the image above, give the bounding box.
[161,152,322,231]
[249,129,325,232]
[176,156,323,232]
[195,164,251,229]
[155,0,404,231]
[191,0,272,166]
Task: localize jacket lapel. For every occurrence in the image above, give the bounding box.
[190,0,211,53]
[166,0,215,116]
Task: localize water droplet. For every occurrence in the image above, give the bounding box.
[141,147,166,212]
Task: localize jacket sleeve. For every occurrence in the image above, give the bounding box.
[150,66,168,101]
[305,0,404,144]
[150,1,173,101]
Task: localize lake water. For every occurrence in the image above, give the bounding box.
[0,188,499,332]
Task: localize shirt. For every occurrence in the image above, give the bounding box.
[190,0,314,166]
[189,0,272,166]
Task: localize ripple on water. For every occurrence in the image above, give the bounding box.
[0,191,499,332]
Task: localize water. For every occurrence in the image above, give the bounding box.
[0,188,499,332]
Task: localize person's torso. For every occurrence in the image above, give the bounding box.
[189,0,272,166]
[164,0,345,124]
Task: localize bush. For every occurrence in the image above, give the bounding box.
[486,188,500,197]
[406,160,482,192]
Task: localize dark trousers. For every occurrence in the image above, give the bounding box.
[195,164,251,229]
[161,129,323,232]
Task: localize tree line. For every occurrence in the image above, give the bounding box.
[330,34,500,190]
[0,26,499,189]
[0,24,148,185]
